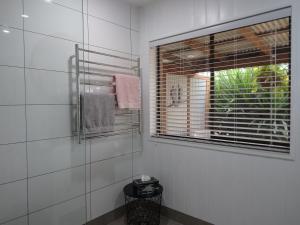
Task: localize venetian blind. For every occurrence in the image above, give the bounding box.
[150,15,291,153]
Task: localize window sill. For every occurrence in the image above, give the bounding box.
[148,136,295,161]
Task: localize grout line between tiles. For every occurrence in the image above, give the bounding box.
[0,104,75,106]
[28,194,86,217]
[0,22,138,57]
[86,13,139,33]
[130,5,134,183]
[0,11,138,36]
[0,172,140,225]
[0,149,143,187]
[50,1,139,32]
[1,50,138,75]
[0,136,75,147]
[23,29,83,44]
[0,24,23,31]
[0,177,27,187]
[23,28,139,57]
[87,1,93,220]
[26,135,75,143]
[0,104,25,107]
[0,64,24,69]
[0,214,28,225]
[28,175,137,218]
[82,1,89,222]
[0,131,141,147]
[21,0,30,224]
[0,141,27,146]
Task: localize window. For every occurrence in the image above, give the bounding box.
[150,10,291,153]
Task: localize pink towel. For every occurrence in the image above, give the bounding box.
[115,74,141,109]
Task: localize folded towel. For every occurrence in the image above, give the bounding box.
[82,93,115,133]
[115,74,140,109]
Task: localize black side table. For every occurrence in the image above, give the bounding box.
[123,182,163,225]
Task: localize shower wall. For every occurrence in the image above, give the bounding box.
[0,0,142,224]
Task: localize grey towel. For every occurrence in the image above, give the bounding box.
[83,93,115,133]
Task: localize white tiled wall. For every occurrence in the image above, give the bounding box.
[140,1,300,225]
[0,0,141,224]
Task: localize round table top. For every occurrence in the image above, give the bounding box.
[123,182,163,199]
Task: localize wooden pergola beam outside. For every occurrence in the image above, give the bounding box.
[239,27,271,55]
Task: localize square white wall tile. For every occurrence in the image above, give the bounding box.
[0,0,23,29]
[26,69,73,105]
[29,195,86,225]
[24,0,83,43]
[28,166,85,212]
[0,66,25,105]
[28,137,85,177]
[91,154,132,191]
[26,105,72,141]
[0,106,26,144]
[2,216,27,225]
[88,0,131,29]
[90,134,133,162]
[0,180,27,224]
[91,179,129,220]
[88,15,131,53]
[0,26,24,67]
[25,31,77,72]
[0,143,27,185]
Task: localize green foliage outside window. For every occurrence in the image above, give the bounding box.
[213,64,290,143]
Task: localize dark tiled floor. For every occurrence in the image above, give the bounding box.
[107,215,183,225]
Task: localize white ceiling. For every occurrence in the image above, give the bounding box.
[124,0,157,6]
